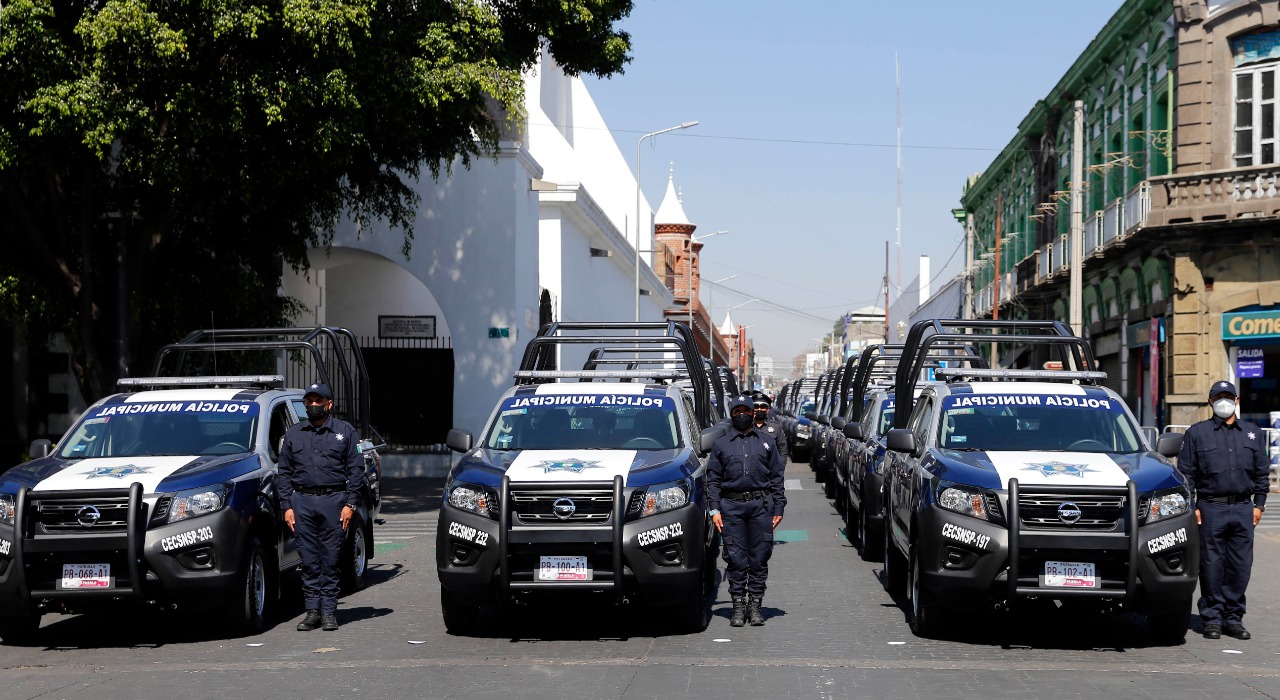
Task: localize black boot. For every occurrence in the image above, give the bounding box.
[730,595,747,627]
[297,610,322,632]
[748,595,765,626]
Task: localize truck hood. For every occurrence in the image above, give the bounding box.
[2,454,260,494]
[929,449,1184,493]
[451,448,693,489]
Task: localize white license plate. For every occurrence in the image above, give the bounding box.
[538,556,591,582]
[61,563,111,589]
[1043,560,1096,588]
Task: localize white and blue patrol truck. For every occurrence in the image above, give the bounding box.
[882,320,1196,644]
[436,322,723,635]
[0,328,383,644]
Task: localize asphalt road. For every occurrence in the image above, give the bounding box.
[6,464,1280,700]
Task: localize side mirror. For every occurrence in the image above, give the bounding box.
[699,425,726,454]
[843,423,864,440]
[886,429,916,454]
[1155,432,1184,458]
[28,438,53,459]
[445,428,473,454]
[816,415,831,426]
[804,412,817,421]
[831,417,847,431]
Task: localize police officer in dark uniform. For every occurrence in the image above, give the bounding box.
[708,396,787,627]
[752,393,789,464]
[279,383,364,632]
[1177,380,1269,640]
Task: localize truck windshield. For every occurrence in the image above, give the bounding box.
[938,393,1143,453]
[58,401,260,458]
[485,394,681,451]
[877,399,896,437]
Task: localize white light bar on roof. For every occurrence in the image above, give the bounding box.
[514,370,683,380]
[117,375,285,390]
[932,368,1107,382]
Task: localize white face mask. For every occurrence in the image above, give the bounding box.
[1213,398,1237,419]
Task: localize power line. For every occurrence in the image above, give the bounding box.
[893,235,965,295]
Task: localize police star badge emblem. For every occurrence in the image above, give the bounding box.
[86,465,153,479]
[1022,461,1095,478]
[537,459,603,474]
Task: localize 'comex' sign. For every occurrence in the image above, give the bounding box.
[1223,310,1280,340]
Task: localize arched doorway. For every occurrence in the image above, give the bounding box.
[282,247,455,449]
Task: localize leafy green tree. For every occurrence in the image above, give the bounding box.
[0,0,633,402]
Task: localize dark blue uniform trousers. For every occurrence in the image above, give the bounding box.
[294,491,346,615]
[1197,500,1255,626]
[721,498,775,597]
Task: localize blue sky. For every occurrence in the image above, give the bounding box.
[583,0,1129,373]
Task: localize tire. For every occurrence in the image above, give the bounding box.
[440,587,480,636]
[339,520,370,593]
[674,571,711,634]
[882,519,906,594]
[859,498,884,562]
[908,542,947,638]
[223,537,270,636]
[0,612,42,645]
[823,476,836,500]
[1147,600,1192,645]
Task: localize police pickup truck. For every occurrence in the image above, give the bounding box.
[437,322,722,635]
[0,327,383,644]
[882,320,1195,643]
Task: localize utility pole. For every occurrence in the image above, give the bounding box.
[965,211,975,319]
[883,241,890,343]
[1069,100,1085,336]
[993,193,1002,322]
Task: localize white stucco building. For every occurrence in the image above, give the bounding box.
[281,50,676,469]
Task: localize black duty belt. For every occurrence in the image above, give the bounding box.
[295,484,345,496]
[721,489,768,502]
[1198,494,1254,505]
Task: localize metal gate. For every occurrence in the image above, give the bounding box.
[359,336,454,451]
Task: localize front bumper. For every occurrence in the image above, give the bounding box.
[0,485,252,613]
[915,482,1198,612]
[437,478,706,608]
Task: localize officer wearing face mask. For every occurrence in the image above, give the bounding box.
[1177,380,1269,641]
[278,383,364,632]
[752,393,788,465]
[707,396,787,627]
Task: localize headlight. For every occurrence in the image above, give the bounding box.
[630,479,691,518]
[168,483,231,524]
[446,481,498,518]
[1146,489,1190,524]
[935,482,989,521]
[796,424,811,437]
[0,493,13,526]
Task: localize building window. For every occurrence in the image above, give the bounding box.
[1235,63,1279,167]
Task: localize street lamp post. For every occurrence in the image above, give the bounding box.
[686,230,728,345]
[704,274,737,363]
[635,121,699,322]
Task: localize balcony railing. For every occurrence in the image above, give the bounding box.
[1103,197,1121,245]
[1148,165,1280,226]
[1123,181,1150,234]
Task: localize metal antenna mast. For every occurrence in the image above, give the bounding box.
[895,51,902,303]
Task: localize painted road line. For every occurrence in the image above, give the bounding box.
[785,479,804,491]
[775,529,808,543]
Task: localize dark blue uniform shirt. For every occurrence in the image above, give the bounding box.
[707,427,787,516]
[1177,416,1270,508]
[755,419,789,464]
[277,415,364,511]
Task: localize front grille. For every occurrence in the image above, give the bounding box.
[1017,493,1126,530]
[151,496,172,525]
[32,495,131,533]
[984,493,1005,523]
[510,489,614,524]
